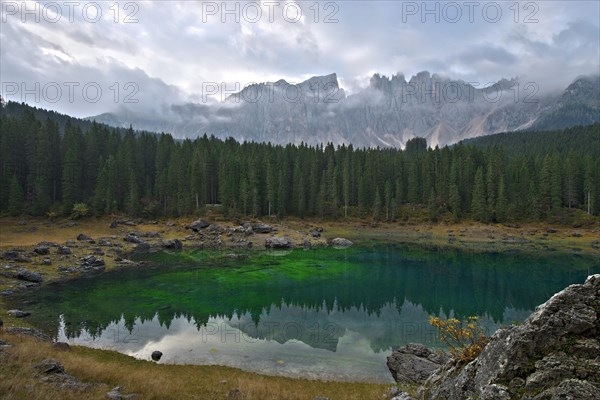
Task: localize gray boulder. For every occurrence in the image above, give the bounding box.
[190,219,210,231]
[53,342,71,351]
[34,358,65,374]
[387,343,449,384]
[8,309,30,318]
[420,274,600,400]
[135,242,151,251]
[16,268,44,283]
[81,255,105,272]
[331,237,353,248]
[392,394,417,400]
[207,223,224,234]
[384,387,417,399]
[139,231,161,238]
[76,233,92,241]
[33,245,50,255]
[106,386,140,400]
[162,239,183,250]
[252,222,274,233]
[242,222,254,235]
[3,251,32,263]
[265,237,293,249]
[123,233,144,244]
[57,246,72,255]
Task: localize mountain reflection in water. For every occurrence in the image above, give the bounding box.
[11,245,598,382]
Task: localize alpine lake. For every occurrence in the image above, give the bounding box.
[8,244,599,383]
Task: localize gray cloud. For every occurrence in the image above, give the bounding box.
[0,0,598,117]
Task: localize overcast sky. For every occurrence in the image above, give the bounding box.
[1,0,599,117]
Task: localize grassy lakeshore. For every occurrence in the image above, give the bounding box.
[0,215,598,399]
[0,332,390,400]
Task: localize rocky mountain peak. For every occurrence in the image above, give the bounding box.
[90,71,600,148]
[301,73,339,88]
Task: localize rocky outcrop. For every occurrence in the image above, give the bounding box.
[387,343,450,384]
[420,274,600,400]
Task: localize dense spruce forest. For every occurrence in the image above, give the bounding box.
[0,101,598,222]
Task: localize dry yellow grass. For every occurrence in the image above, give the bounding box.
[0,333,387,400]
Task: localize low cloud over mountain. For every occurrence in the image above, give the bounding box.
[90,72,600,148]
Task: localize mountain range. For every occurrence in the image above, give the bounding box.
[90,72,600,148]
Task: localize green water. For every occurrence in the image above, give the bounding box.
[10,245,598,382]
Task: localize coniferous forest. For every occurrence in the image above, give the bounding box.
[1,101,598,222]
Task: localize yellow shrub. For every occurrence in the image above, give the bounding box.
[429,315,488,363]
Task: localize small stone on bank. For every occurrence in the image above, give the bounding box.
[34,358,65,374]
[151,350,162,361]
[53,342,71,351]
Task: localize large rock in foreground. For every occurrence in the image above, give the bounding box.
[387,343,450,384]
[420,274,600,399]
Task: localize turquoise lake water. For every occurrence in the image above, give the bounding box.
[11,245,598,382]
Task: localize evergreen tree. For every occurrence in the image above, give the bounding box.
[1,101,598,221]
[61,124,83,214]
[471,168,487,222]
[239,176,249,216]
[8,174,24,216]
[372,186,382,221]
[449,183,461,221]
[384,180,393,221]
[496,176,508,222]
[127,171,140,216]
[427,188,438,222]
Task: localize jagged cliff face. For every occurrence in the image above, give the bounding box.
[419,274,600,400]
[91,73,599,148]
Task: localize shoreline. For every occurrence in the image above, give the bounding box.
[1,215,598,398]
[1,215,598,322]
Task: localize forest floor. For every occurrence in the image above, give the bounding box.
[0,215,598,399]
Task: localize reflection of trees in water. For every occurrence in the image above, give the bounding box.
[12,245,596,346]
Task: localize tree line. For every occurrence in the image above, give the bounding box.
[1,102,598,221]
